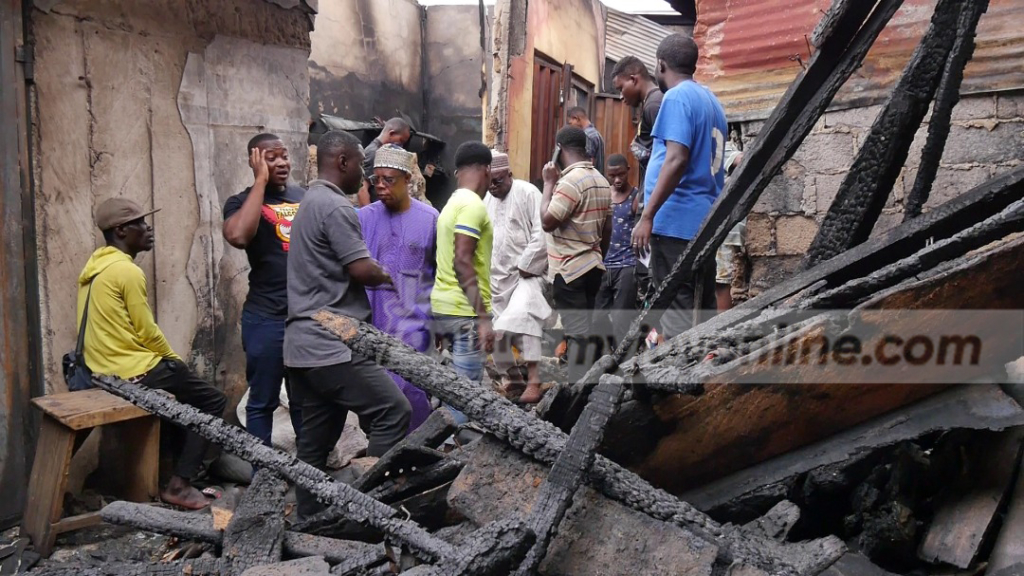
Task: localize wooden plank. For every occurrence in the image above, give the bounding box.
[514,375,625,575]
[0,0,37,529]
[918,428,1024,568]
[222,470,286,575]
[21,417,76,557]
[52,512,102,534]
[988,454,1024,573]
[116,416,161,502]
[32,389,151,431]
[102,500,386,566]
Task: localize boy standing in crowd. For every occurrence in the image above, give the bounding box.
[594,154,640,347]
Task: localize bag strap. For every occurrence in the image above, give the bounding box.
[75,282,95,358]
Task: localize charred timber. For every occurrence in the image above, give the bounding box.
[634,198,1024,385]
[631,168,1024,382]
[904,0,989,220]
[221,470,286,575]
[804,0,963,268]
[514,374,626,575]
[292,409,457,536]
[29,559,222,576]
[100,501,386,566]
[92,375,456,566]
[313,311,846,575]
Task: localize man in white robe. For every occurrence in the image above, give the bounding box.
[485,151,550,403]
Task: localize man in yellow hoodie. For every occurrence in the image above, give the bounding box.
[78,198,226,510]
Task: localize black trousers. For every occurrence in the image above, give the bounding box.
[139,359,227,481]
[593,266,638,347]
[650,234,717,339]
[553,267,604,384]
[289,353,412,517]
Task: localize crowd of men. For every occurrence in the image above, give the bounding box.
[72,33,743,515]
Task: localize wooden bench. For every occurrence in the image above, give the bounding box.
[22,388,160,556]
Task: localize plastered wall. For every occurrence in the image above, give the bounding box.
[31,0,312,415]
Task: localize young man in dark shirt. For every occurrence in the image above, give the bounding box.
[613,56,664,309]
[223,133,304,446]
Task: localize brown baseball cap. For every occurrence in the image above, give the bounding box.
[96,198,161,231]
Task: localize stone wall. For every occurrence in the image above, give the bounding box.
[740,92,1024,296]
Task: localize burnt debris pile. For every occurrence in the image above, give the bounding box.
[25,0,1024,574]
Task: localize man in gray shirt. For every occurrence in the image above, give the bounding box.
[285,130,412,517]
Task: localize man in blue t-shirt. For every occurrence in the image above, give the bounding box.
[631,33,728,339]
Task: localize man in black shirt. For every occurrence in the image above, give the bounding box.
[223,133,304,446]
[612,56,663,309]
[612,56,664,177]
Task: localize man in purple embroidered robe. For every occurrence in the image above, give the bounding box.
[358,145,438,431]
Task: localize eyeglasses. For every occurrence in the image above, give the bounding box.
[490,175,507,187]
[369,175,399,188]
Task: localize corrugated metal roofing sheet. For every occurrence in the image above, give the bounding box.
[605,8,674,74]
[694,0,1024,121]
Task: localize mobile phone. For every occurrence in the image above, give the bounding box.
[550,144,562,167]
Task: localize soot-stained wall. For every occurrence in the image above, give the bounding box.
[308,0,424,128]
[31,0,312,409]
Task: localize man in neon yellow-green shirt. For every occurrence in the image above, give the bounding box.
[77,198,226,510]
[431,142,495,407]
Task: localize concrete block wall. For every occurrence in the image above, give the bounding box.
[739,92,1024,297]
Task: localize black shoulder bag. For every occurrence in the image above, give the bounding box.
[62,283,96,391]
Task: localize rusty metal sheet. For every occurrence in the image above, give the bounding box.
[695,0,1024,120]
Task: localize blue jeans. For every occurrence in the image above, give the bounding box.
[433,315,483,424]
[241,309,302,445]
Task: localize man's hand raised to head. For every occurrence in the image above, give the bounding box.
[249,147,269,185]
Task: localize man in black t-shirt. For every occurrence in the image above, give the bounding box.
[612,56,664,179]
[612,56,663,314]
[223,133,304,447]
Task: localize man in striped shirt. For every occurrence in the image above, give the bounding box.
[541,126,613,384]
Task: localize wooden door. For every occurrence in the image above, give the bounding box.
[529,57,569,184]
[594,94,640,183]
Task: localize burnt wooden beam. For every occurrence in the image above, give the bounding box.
[514,374,626,576]
[804,0,964,268]
[100,501,386,566]
[92,375,457,566]
[221,470,286,575]
[312,311,847,576]
[101,501,222,543]
[29,559,222,576]
[904,0,990,220]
